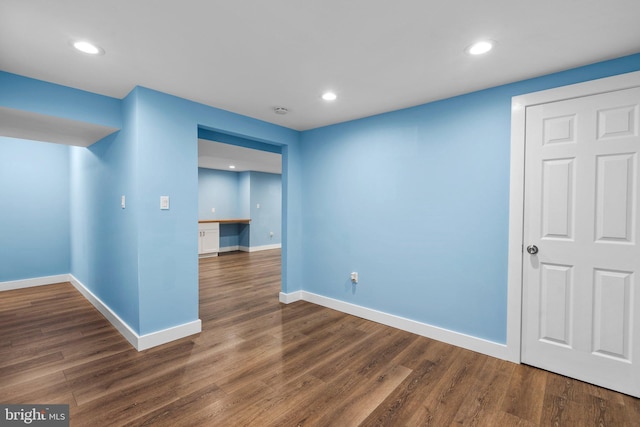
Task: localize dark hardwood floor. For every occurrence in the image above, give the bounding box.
[1,249,639,426]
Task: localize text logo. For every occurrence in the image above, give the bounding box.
[1,405,69,426]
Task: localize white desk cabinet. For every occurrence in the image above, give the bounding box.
[198,222,219,257]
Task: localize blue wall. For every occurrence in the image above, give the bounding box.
[0,72,121,129]
[238,172,251,218]
[3,53,639,347]
[1,72,300,338]
[238,172,251,247]
[300,53,640,344]
[198,168,241,220]
[249,172,282,247]
[199,168,242,249]
[198,168,281,249]
[69,89,140,331]
[0,137,70,281]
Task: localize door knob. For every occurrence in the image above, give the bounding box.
[526,245,539,255]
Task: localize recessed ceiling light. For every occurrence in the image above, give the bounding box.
[72,40,105,55]
[229,165,236,169]
[322,92,337,101]
[466,40,494,55]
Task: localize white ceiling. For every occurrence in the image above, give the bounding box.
[1,0,640,132]
[198,140,281,174]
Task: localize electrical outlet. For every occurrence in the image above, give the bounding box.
[160,196,169,210]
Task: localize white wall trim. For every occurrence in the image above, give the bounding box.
[279,291,303,304]
[2,274,202,351]
[219,245,240,253]
[69,275,201,351]
[0,274,70,292]
[68,274,140,349]
[137,319,202,351]
[507,70,640,364]
[240,243,282,252]
[281,290,512,361]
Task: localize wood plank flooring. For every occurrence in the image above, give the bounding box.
[1,249,639,426]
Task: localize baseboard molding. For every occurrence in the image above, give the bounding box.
[219,244,281,254]
[69,275,201,351]
[2,274,201,351]
[198,252,219,258]
[279,291,303,304]
[3,274,509,360]
[68,274,140,349]
[137,319,202,351]
[279,290,513,362]
[0,274,70,292]
[240,243,282,252]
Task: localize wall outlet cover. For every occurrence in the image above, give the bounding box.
[160,196,170,210]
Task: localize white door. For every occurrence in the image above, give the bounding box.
[522,86,640,397]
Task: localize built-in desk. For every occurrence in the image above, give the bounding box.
[199,219,251,224]
[198,219,251,257]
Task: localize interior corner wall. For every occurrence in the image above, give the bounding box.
[238,171,251,247]
[198,168,241,220]
[238,171,251,219]
[248,171,282,247]
[198,167,243,249]
[298,53,640,345]
[0,137,70,281]
[197,169,282,250]
[69,89,140,332]
[0,71,307,341]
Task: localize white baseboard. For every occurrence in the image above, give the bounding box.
[1,274,201,351]
[240,243,282,252]
[279,290,513,362]
[69,275,201,351]
[137,319,202,351]
[279,291,303,304]
[68,274,140,349]
[0,274,70,292]
[219,245,240,253]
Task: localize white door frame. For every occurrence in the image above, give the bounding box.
[506,70,640,364]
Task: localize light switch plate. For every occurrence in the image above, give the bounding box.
[160,196,170,210]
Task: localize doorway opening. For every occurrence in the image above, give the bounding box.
[196,126,284,299]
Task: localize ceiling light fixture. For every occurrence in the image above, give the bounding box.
[72,40,105,55]
[274,107,288,115]
[322,92,337,101]
[229,165,236,169]
[466,40,494,55]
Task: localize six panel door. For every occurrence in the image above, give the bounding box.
[522,86,640,397]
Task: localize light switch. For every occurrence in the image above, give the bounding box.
[121,195,125,209]
[211,207,215,213]
[256,203,260,209]
[160,196,170,210]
